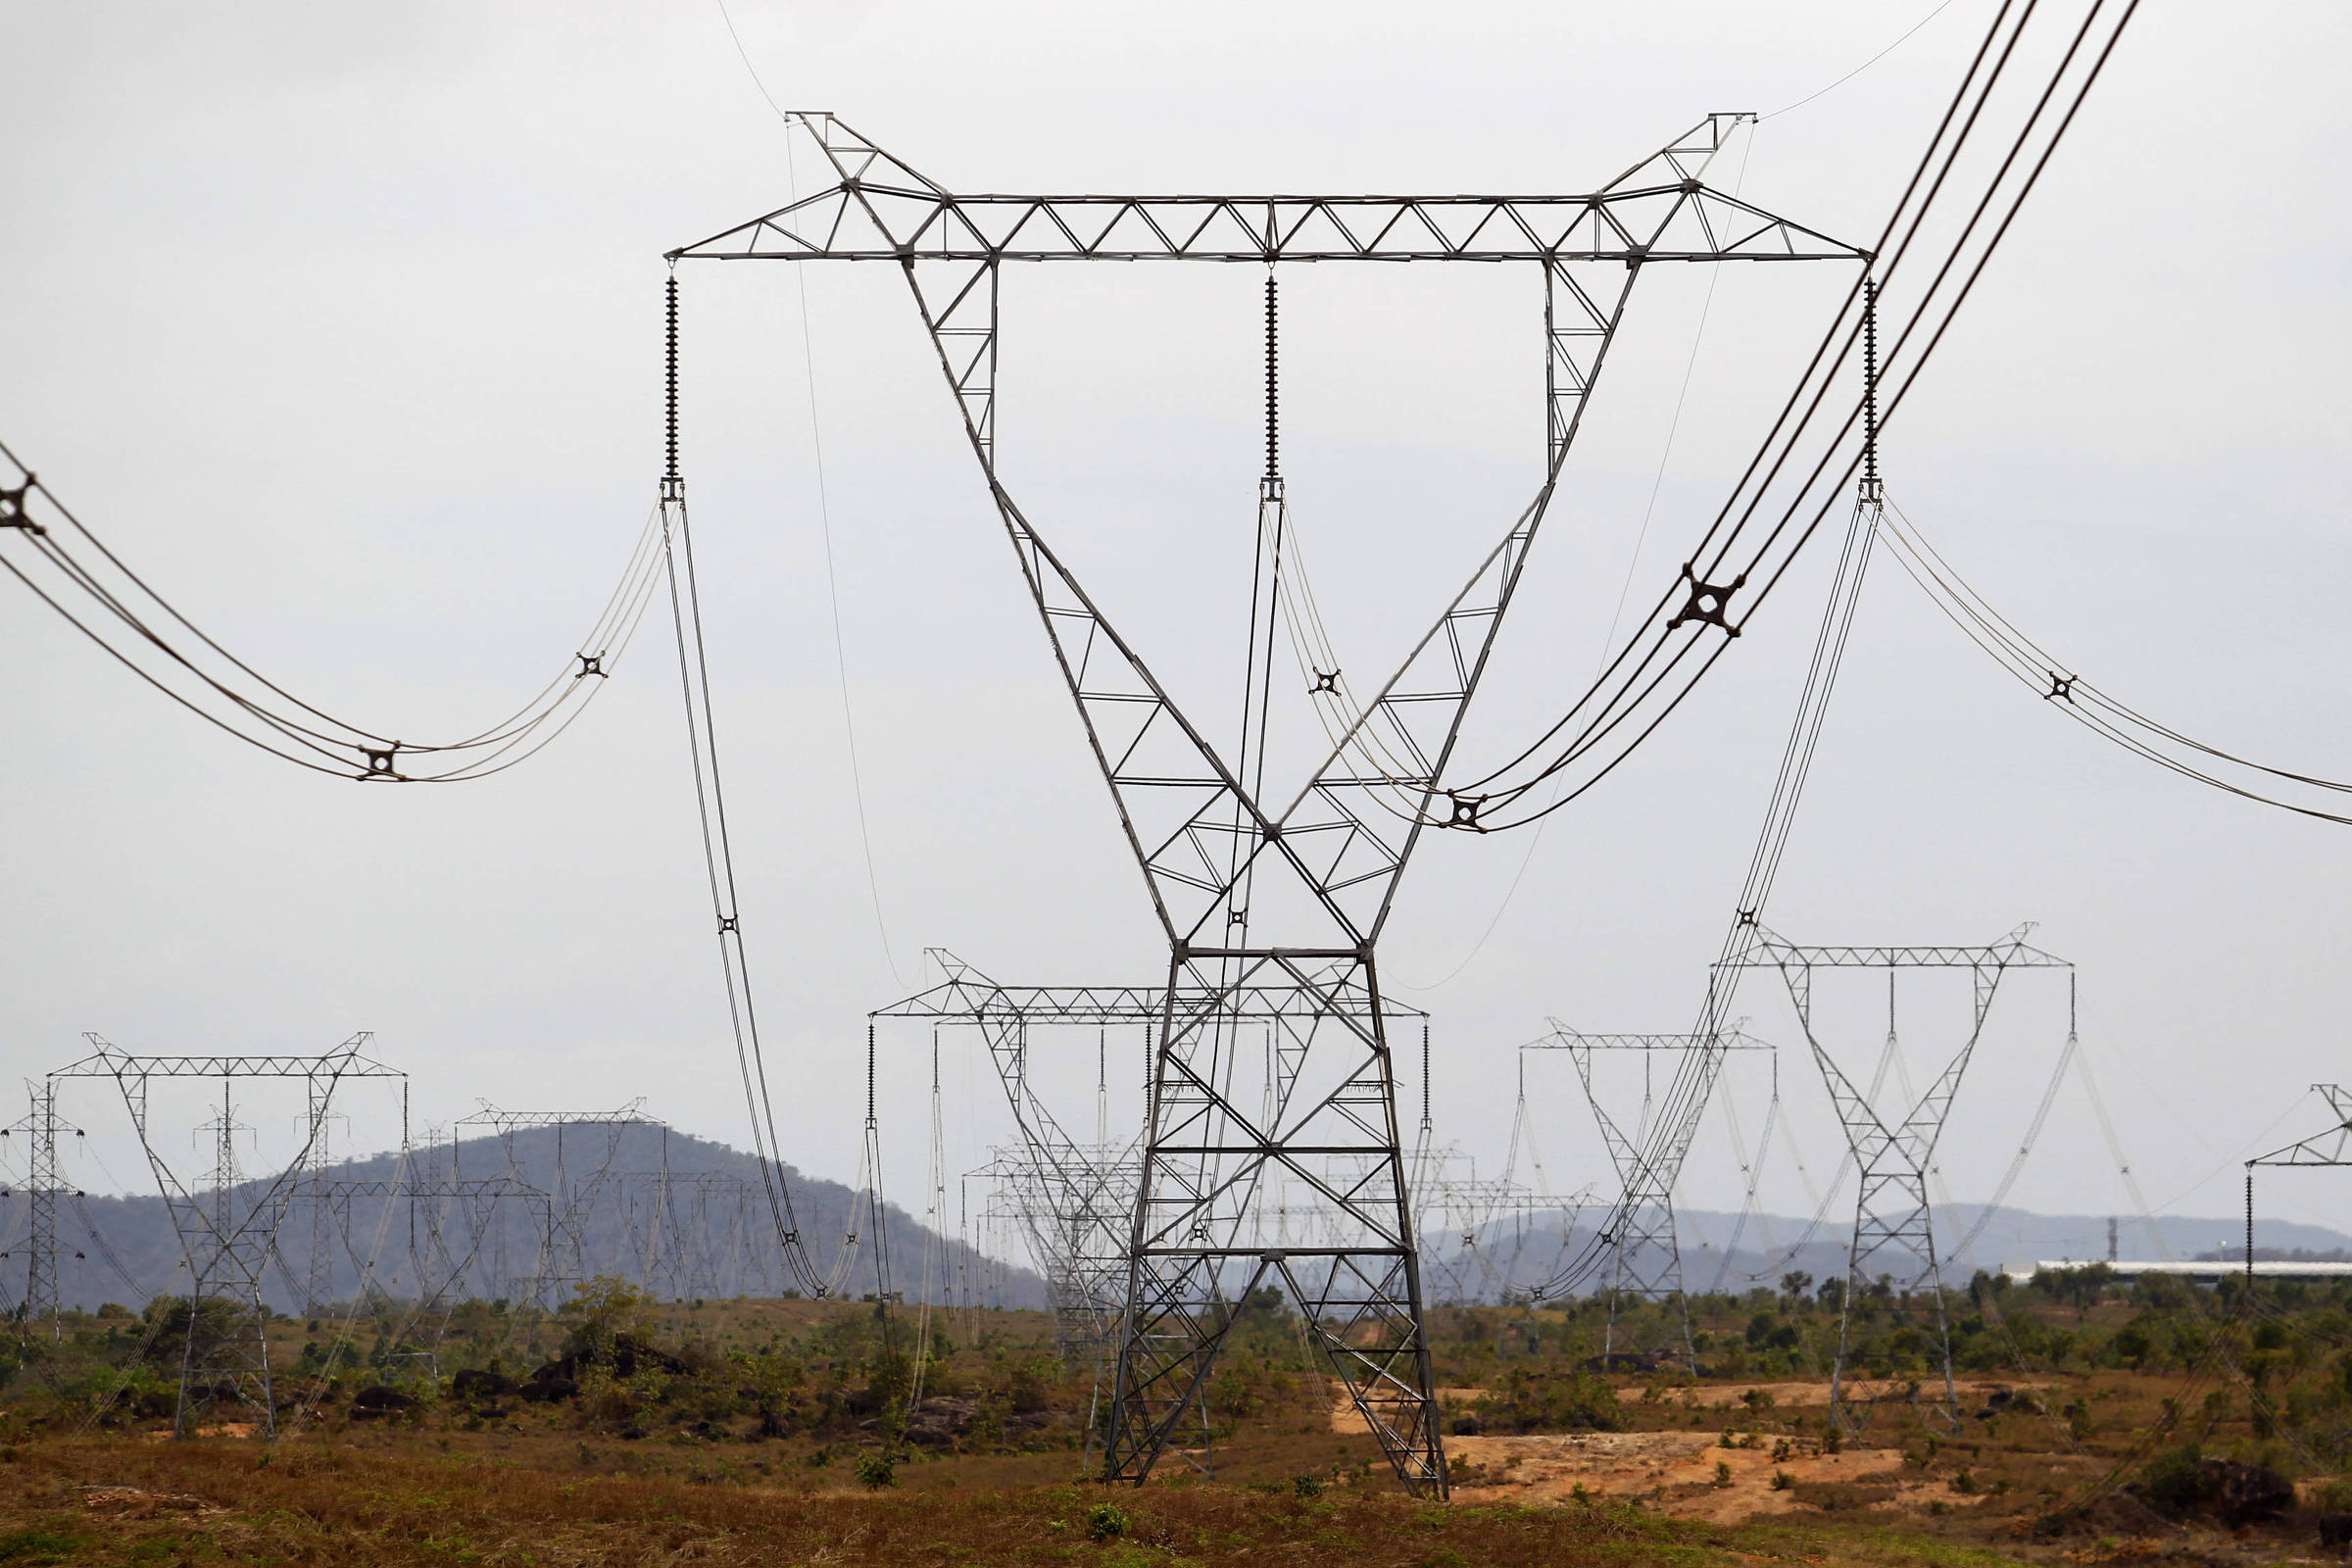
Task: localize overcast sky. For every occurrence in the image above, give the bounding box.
[5,1,2349,1266]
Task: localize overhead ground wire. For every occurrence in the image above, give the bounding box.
[1761,0,1965,122]
[702,0,910,985]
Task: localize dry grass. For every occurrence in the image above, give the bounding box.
[11,1289,2344,1565]
[0,1435,2044,1568]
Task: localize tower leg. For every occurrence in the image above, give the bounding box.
[1602,1193,1695,1373]
[1103,951,1445,1495]
[1833,1167,1956,1433]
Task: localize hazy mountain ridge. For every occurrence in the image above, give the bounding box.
[12,1124,2340,1317]
[1,1124,1047,1314]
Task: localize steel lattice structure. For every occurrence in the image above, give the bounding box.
[1727,927,2070,1428]
[53,1033,405,1436]
[874,953,1429,1371]
[676,111,1864,1494]
[1524,1028,1773,1368]
[2250,1087,2352,1170]
[451,1101,662,1310]
[2245,1087,2352,1280]
[1,1080,84,1337]
[1403,1136,1570,1308]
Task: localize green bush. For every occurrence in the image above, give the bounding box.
[1086,1501,1130,1541]
[2138,1443,2204,1515]
[1471,1367,1624,1434]
[0,1529,83,1565]
[855,1449,897,1489]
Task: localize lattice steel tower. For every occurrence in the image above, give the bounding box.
[56,1034,403,1437]
[3,1080,82,1337]
[1730,928,2070,1428]
[1526,1027,1773,1368]
[671,113,1864,1492]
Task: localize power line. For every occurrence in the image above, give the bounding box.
[0,439,662,782]
[657,272,876,1301]
[1877,494,2352,824]
[1445,0,2144,834]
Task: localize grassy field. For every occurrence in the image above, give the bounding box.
[0,1436,2052,1568]
[2,1270,2347,1564]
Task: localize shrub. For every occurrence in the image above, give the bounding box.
[560,1278,656,1365]
[855,1449,897,1489]
[0,1529,82,1565]
[1291,1475,1322,1498]
[1086,1501,1130,1541]
[2138,1444,2203,1515]
[1472,1368,1624,1434]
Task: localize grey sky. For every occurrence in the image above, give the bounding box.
[5,2,2348,1259]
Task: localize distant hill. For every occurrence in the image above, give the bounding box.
[0,1124,1047,1314]
[1424,1203,2352,1304]
[14,1130,2340,1318]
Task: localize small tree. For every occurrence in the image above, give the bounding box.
[560,1277,656,1365]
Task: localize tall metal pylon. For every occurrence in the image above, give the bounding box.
[294,1068,387,1314]
[1403,1138,1562,1308]
[1524,1028,1773,1369]
[55,1033,404,1436]
[452,1102,662,1310]
[671,111,1865,1493]
[2,1080,84,1336]
[1729,928,2070,1429]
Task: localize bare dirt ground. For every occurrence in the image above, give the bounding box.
[1441,1428,1979,1521]
[1329,1387,1999,1522]
[1328,1387,1490,1436]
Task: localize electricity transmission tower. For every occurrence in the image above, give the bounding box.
[1403,1138,1562,1308]
[673,111,1863,1494]
[2,1081,85,1337]
[452,1101,662,1308]
[54,1033,403,1436]
[627,1171,768,1300]
[301,1147,550,1381]
[1524,1027,1773,1369]
[1729,927,2070,1428]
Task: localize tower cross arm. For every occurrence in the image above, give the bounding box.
[2248,1085,2352,1167]
[1733,939,2072,969]
[668,187,1867,265]
[1523,1027,1774,1053]
[869,979,1427,1026]
[454,1099,656,1131]
[663,114,1869,266]
[50,1054,405,1078]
